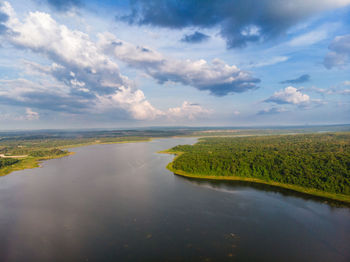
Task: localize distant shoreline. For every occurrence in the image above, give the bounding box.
[160,150,350,204]
[0,152,74,176]
[0,138,153,177]
[3,134,350,205]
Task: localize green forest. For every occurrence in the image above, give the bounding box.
[0,158,19,169]
[167,133,350,197]
[28,148,68,157]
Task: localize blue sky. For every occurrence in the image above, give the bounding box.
[0,0,349,129]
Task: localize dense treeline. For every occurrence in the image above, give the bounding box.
[169,133,350,195]
[29,148,68,157]
[0,158,19,168]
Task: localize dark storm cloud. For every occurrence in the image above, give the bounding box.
[280,74,310,84]
[181,31,210,43]
[121,0,347,48]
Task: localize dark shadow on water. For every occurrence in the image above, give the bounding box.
[174,173,350,208]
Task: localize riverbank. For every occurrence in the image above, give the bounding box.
[0,152,75,176]
[160,150,350,204]
[59,138,153,149]
[0,138,153,176]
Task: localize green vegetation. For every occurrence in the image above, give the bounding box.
[0,158,19,168]
[0,153,74,177]
[1,126,350,179]
[29,148,68,157]
[189,124,350,137]
[164,133,350,203]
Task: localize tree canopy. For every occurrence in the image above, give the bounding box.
[169,133,350,195]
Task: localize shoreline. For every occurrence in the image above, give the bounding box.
[3,136,350,205]
[59,138,153,150]
[160,150,350,204]
[0,152,75,177]
[0,138,154,177]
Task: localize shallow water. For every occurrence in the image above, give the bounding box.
[0,137,349,261]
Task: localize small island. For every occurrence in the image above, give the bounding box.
[162,132,350,204]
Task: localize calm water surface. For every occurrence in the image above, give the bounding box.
[0,138,349,261]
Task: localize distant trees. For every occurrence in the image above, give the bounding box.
[0,158,19,168]
[169,133,350,195]
[29,148,67,157]
[0,137,151,156]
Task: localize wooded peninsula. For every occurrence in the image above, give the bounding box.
[163,132,350,203]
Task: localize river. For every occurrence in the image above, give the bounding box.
[0,137,349,261]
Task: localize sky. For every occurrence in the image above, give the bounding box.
[0,0,349,129]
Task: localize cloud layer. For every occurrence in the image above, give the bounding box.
[280,74,310,84]
[122,0,350,48]
[0,2,161,120]
[45,0,81,11]
[265,86,310,105]
[99,33,260,96]
[25,108,40,120]
[181,31,210,43]
[0,2,212,121]
[167,101,210,120]
[324,34,350,69]
[0,2,9,35]
[258,107,287,115]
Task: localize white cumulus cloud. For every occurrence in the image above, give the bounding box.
[167,101,211,120]
[265,86,310,105]
[99,33,260,96]
[0,2,162,120]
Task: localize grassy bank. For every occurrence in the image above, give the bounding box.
[0,152,74,176]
